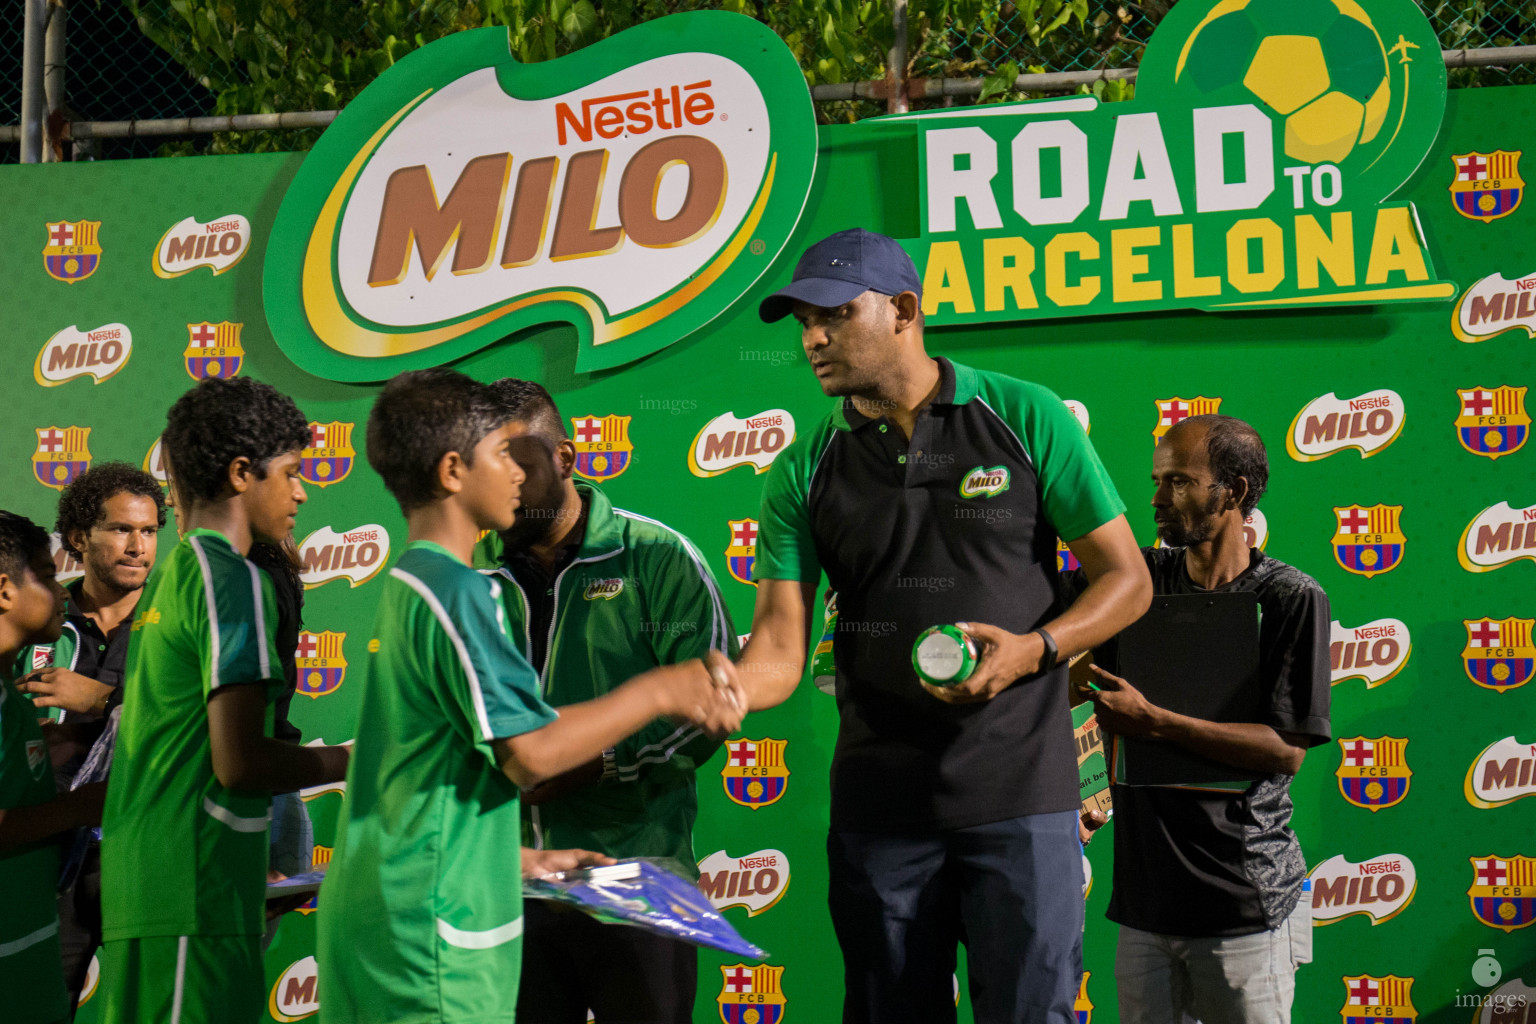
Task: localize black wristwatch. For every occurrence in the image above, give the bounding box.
[1032,627,1059,672]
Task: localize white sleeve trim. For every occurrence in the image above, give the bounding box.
[391,567,495,741]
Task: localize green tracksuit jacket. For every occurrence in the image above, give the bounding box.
[476,483,739,871]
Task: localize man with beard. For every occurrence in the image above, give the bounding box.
[742,229,1152,1024]
[18,462,164,1012]
[473,378,738,1024]
[1069,414,1330,1024]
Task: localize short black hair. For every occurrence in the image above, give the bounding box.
[487,378,568,447]
[162,377,310,503]
[54,462,167,558]
[1178,414,1269,516]
[366,368,509,512]
[0,510,52,583]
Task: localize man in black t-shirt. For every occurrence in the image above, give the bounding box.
[742,229,1153,1024]
[1066,415,1330,1024]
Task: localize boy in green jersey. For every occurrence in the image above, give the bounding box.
[319,369,744,1024]
[0,511,106,1024]
[475,379,738,1024]
[98,378,351,1024]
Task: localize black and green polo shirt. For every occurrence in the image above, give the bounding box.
[755,357,1126,831]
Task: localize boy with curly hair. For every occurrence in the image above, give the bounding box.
[97,377,350,1024]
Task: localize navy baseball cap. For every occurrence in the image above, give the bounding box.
[758,228,922,323]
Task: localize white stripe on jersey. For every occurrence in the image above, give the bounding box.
[202,795,271,833]
[170,935,189,1024]
[188,537,223,689]
[244,559,271,682]
[0,919,58,958]
[612,509,731,651]
[391,568,495,741]
[974,397,1036,470]
[617,722,704,780]
[436,914,524,949]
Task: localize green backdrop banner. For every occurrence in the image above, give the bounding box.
[5,46,1535,1024]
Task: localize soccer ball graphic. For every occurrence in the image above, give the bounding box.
[1175,0,1391,165]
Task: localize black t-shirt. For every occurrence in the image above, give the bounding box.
[1065,545,1331,937]
[756,359,1127,831]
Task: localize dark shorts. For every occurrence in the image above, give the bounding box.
[828,809,1084,1024]
[517,898,698,1024]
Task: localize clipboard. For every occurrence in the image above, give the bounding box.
[1113,591,1265,788]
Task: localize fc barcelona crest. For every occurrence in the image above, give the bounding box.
[184,321,244,380]
[1333,504,1405,578]
[1339,975,1416,1024]
[1456,386,1529,460]
[1462,617,1535,692]
[1153,396,1222,441]
[32,426,92,490]
[1450,150,1524,223]
[295,631,347,699]
[300,422,355,489]
[1469,855,1536,932]
[571,414,633,481]
[722,737,789,809]
[43,220,102,283]
[1074,972,1093,1024]
[726,519,758,586]
[1336,737,1411,812]
[718,964,785,1024]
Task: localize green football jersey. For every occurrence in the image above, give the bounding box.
[100,528,283,942]
[318,541,556,1024]
[479,483,739,871]
[0,675,69,1024]
[16,598,77,724]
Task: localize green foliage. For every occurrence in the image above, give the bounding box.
[118,0,1536,154]
[121,0,1111,152]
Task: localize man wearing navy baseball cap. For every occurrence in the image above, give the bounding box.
[737,228,1152,1024]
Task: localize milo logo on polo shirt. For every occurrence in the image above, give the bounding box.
[959,465,1010,499]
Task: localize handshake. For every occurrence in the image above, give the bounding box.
[643,650,748,736]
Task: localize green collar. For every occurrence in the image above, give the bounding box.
[403,539,464,565]
[832,357,975,431]
[572,482,626,559]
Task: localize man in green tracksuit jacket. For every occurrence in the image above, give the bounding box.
[474,378,739,1024]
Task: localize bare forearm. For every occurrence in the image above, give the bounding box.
[737,578,817,711]
[0,788,99,852]
[1046,562,1152,659]
[738,639,804,711]
[223,740,349,794]
[1150,713,1303,775]
[503,684,666,788]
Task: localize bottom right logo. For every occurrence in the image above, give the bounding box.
[1340,975,1416,1024]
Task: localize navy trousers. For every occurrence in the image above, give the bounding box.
[828,809,1084,1024]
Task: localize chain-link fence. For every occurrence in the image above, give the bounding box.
[6,0,1536,162]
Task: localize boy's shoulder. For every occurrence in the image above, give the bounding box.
[390,543,495,613]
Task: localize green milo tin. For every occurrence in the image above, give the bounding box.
[911,625,978,686]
